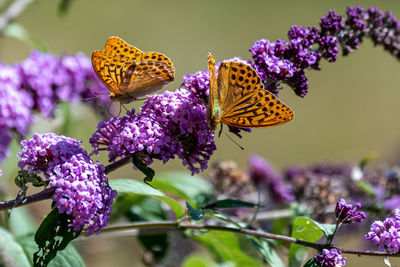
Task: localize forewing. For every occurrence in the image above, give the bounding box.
[91,51,134,94]
[119,60,175,97]
[103,36,143,61]
[219,61,294,128]
[142,52,174,68]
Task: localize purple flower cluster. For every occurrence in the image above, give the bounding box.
[365,209,400,253]
[18,133,116,235]
[248,154,294,203]
[16,50,111,118]
[90,89,216,174]
[314,248,347,267]
[335,199,366,224]
[342,5,400,58]
[0,51,111,163]
[0,64,34,161]
[182,5,400,98]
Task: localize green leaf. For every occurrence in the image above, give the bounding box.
[355,180,376,196]
[58,0,73,16]
[303,257,319,267]
[151,171,213,208]
[358,152,377,169]
[34,208,81,266]
[3,23,48,52]
[16,233,85,267]
[192,231,262,266]
[203,199,261,210]
[312,222,336,240]
[0,226,31,267]
[8,207,37,236]
[182,253,217,267]
[187,202,205,221]
[246,236,284,267]
[109,179,185,218]
[289,217,324,267]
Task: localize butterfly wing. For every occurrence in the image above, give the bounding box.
[92,37,175,102]
[103,36,143,61]
[207,53,222,130]
[119,60,175,98]
[218,61,294,128]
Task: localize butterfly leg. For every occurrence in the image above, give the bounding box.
[218,122,224,138]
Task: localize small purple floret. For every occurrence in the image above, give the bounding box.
[314,248,347,267]
[335,199,366,224]
[365,209,400,254]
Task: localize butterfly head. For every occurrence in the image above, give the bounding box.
[207,106,220,131]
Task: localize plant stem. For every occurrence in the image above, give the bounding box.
[0,0,34,31]
[93,220,400,258]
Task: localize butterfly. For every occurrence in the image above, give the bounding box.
[207,53,294,131]
[91,36,175,103]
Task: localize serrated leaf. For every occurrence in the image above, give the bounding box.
[16,233,85,267]
[3,22,48,52]
[0,226,31,267]
[187,202,205,221]
[109,179,185,218]
[289,217,324,267]
[203,199,261,210]
[246,236,284,267]
[151,172,213,208]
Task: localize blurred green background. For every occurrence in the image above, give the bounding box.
[1,0,400,266]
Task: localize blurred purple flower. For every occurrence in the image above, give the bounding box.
[365,209,400,253]
[335,199,366,224]
[18,133,116,235]
[248,154,294,203]
[0,64,34,135]
[384,196,400,210]
[17,51,65,117]
[314,248,347,267]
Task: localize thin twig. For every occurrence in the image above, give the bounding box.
[104,155,133,174]
[94,220,400,257]
[0,187,54,211]
[0,155,135,211]
[0,0,34,31]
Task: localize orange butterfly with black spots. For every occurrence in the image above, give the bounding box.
[207,53,294,131]
[92,36,175,103]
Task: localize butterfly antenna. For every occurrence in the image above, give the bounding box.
[81,96,99,101]
[224,132,244,150]
[121,103,129,112]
